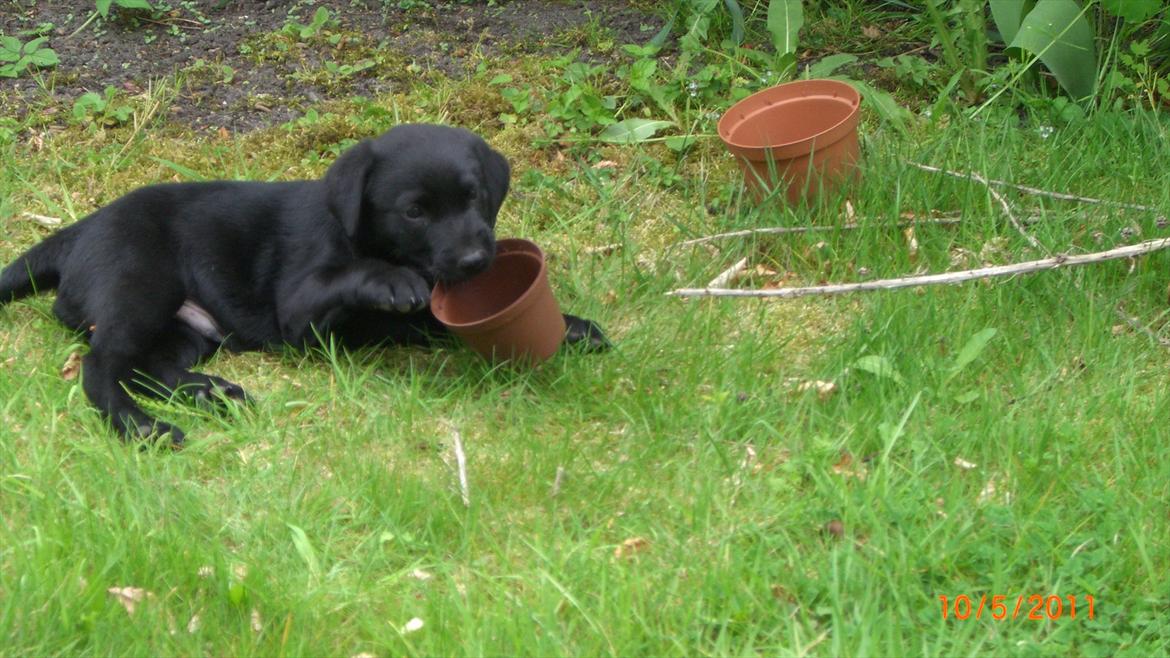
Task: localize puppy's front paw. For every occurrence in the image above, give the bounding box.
[563,314,612,353]
[369,266,431,314]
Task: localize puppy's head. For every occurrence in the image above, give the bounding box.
[325,124,509,283]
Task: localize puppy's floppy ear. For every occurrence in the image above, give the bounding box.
[476,142,511,224]
[325,139,374,235]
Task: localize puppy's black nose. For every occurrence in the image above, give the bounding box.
[457,249,490,275]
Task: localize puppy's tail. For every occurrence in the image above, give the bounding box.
[0,226,77,306]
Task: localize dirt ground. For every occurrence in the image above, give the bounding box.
[1,0,658,131]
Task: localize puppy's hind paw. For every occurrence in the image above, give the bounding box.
[118,415,186,450]
[563,314,612,353]
[191,377,251,407]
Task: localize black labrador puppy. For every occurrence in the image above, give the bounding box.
[0,124,608,445]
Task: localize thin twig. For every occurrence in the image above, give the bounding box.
[448,426,470,507]
[707,258,748,288]
[908,161,1162,213]
[1114,303,1170,348]
[668,237,1170,298]
[675,215,963,248]
[585,243,622,256]
[21,212,62,228]
[962,166,1049,254]
[550,466,565,498]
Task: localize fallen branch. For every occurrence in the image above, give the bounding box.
[908,162,1162,213]
[669,237,1170,299]
[676,215,963,248]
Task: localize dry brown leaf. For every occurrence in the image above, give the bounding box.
[823,519,845,539]
[903,227,919,263]
[107,586,154,615]
[862,24,882,39]
[614,537,650,559]
[61,351,82,381]
[844,199,856,221]
[251,609,263,633]
[402,617,425,634]
[770,584,795,603]
[977,476,1013,505]
[591,160,618,170]
[796,379,838,401]
[187,613,201,634]
[409,569,434,582]
[953,457,977,470]
[831,451,867,481]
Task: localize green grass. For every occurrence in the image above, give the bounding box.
[3,65,1170,658]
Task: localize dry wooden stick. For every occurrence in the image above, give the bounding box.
[1114,303,1170,348]
[908,162,1162,213]
[676,215,963,248]
[21,212,62,227]
[448,426,470,507]
[668,237,1170,299]
[953,166,1049,254]
[707,258,748,288]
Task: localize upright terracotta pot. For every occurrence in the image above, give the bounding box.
[718,79,862,205]
[431,238,565,365]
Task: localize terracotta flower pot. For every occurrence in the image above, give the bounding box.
[718,79,862,205]
[431,238,566,364]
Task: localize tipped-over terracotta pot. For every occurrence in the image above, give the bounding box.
[431,238,566,364]
[718,79,861,205]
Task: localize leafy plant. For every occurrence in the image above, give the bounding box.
[96,0,154,18]
[282,7,339,40]
[991,0,1097,100]
[496,0,910,144]
[72,87,134,126]
[0,36,59,78]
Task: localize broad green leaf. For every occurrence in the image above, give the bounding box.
[851,355,905,386]
[767,0,803,57]
[96,0,114,17]
[808,54,857,78]
[27,48,58,68]
[1100,0,1162,23]
[949,328,998,377]
[989,0,1034,45]
[115,0,154,9]
[72,92,104,121]
[598,119,674,144]
[953,390,981,404]
[150,157,207,180]
[287,524,322,580]
[648,13,676,49]
[847,78,912,132]
[723,0,745,45]
[1008,0,1096,99]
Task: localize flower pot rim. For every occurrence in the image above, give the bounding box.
[432,250,548,333]
[717,78,861,154]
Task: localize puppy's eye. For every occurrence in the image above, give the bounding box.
[405,205,423,219]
